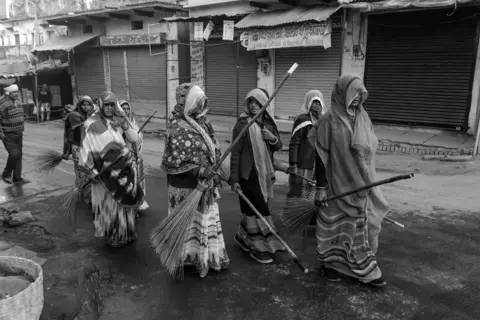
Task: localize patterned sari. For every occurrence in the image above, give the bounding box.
[78,91,144,247]
[161,83,229,278]
[308,74,390,283]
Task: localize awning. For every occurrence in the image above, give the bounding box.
[235,6,341,29]
[339,0,480,11]
[31,33,100,54]
[0,59,69,78]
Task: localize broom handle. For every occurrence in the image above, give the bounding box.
[384,217,404,228]
[236,190,309,274]
[322,172,415,204]
[80,111,156,189]
[137,110,158,133]
[212,63,299,171]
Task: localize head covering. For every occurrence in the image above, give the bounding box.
[118,100,133,121]
[99,91,118,106]
[332,74,368,117]
[4,84,19,93]
[241,88,275,122]
[300,90,326,120]
[76,95,95,117]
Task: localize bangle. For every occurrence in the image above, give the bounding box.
[316,186,327,190]
[269,137,279,145]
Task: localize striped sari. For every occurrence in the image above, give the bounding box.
[308,74,389,283]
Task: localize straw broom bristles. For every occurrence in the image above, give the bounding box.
[45,186,87,225]
[36,150,71,174]
[149,181,209,280]
[270,196,318,235]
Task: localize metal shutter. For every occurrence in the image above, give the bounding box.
[205,40,258,116]
[274,28,342,120]
[126,46,167,102]
[109,48,128,101]
[364,12,477,130]
[75,47,105,98]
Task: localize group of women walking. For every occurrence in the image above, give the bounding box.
[162,73,389,288]
[62,91,148,248]
[60,73,388,288]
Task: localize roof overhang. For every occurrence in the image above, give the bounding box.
[45,1,185,26]
[235,5,341,29]
[338,0,480,12]
[0,59,68,78]
[31,33,100,54]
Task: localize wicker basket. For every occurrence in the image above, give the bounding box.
[0,256,44,320]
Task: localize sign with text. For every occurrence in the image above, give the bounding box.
[245,22,332,51]
[99,33,166,47]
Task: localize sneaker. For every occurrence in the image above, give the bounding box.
[364,278,387,288]
[2,176,13,184]
[13,178,31,185]
[321,266,341,282]
[234,234,251,252]
[250,251,273,264]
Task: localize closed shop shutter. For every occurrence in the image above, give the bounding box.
[274,28,342,120]
[109,48,128,101]
[364,11,477,130]
[205,40,258,116]
[126,46,166,106]
[74,47,104,98]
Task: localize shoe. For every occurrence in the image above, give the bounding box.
[2,176,13,184]
[234,234,251,252]
[250,251,273,264]
[13,178,31,185]
[364,278,387,288]
[321,266,341,282]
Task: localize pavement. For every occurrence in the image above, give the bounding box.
[137,114,476,154]
[0,120,479,320]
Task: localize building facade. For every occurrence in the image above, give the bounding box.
[33,1,190,119]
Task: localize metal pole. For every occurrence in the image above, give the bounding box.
[236,39,240,118]
[165,44,168,132]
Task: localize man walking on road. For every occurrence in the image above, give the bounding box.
[0,84,30,185]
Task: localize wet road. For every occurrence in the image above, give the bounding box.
[1,121,480,320]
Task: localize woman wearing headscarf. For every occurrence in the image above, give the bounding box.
[229,88,285,265]
[161,83,230,278]
[118,100,149,214]
[77,91,144,248]
[287,90,327,202]
[308,74,390,287]
[63,95,95,206]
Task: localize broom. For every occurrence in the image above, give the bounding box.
[272,172,414,235]
[45,110,158,224]
[36,110,158,174]
[150,63,300,280]
[272,158,316,185]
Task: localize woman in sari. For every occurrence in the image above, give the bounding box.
[308,74,389,287]
[161,83,229,278]
[118,100,149,214]
[78,91,144,248]
[288,90,326,201]
[63,95,95,206]
[230,88,285,264]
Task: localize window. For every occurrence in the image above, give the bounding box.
[83,25,93,34]
[131,20,143,30]
[14,34,20,46]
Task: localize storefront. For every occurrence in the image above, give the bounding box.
[99,34,167,115]
[234,6,343,121]
[74,43,105,99]
[204,38,257,116]
[363,9,478,130]
[274,25,342,120]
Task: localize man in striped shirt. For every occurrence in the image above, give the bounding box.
[0,84,30,185]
